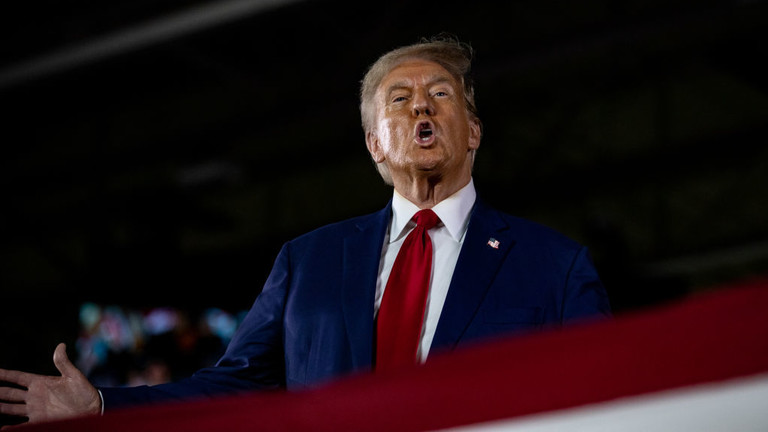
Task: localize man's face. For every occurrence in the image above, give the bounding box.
[366,60,481,186]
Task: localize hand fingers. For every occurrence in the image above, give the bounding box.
[52,343,80,379]
[0,401,27,417]
[0,387,26,403]
[0,369,33,388]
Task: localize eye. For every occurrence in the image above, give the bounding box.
[433,90,449,97]
[388,92,409,104]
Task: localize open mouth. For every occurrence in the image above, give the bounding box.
[417,122,434,142]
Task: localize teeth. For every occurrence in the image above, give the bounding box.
[418,124,433,141]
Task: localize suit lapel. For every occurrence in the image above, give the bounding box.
[341,202,391,370]
[430,199,516,353]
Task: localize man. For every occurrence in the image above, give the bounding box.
[0,37,610,424]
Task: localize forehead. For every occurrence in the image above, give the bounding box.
[377,59,460,95]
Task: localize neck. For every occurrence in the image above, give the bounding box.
[392,173,470,209]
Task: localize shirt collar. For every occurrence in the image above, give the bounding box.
[389,178,477,243]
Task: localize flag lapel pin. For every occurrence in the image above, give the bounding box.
[487,238,500,249]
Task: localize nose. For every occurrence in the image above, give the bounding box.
[411,89,434,117]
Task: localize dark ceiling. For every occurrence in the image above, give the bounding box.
[1,0,766,370]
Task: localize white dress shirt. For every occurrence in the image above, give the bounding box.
[374,179,477,362]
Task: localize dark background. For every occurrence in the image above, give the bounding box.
[1,0,766,375]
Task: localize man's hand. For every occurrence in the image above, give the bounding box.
[0,343,101,425]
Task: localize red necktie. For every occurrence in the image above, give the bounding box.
[376,209,440,371]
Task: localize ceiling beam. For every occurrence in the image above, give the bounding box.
[0,0,304,90]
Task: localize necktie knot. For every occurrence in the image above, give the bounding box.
[413,209,439,230]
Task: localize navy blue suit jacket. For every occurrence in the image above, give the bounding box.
[101,199,610,409]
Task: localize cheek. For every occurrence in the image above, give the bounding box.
[378,119,407,152]
[448,115,476,149]
[376,121,393,153]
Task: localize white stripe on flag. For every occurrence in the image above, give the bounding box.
[440,373,768,432]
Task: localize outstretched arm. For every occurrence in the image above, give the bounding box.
[0,343,101,425]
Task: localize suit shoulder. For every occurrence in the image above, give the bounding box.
[288,207,388,246]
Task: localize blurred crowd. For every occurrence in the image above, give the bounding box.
[75,303,247,387]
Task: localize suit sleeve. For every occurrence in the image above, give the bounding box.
[100,243,292,411]
[562,246,612,322]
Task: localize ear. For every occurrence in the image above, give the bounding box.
[467,118,481,151]
[366,130,385,163]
